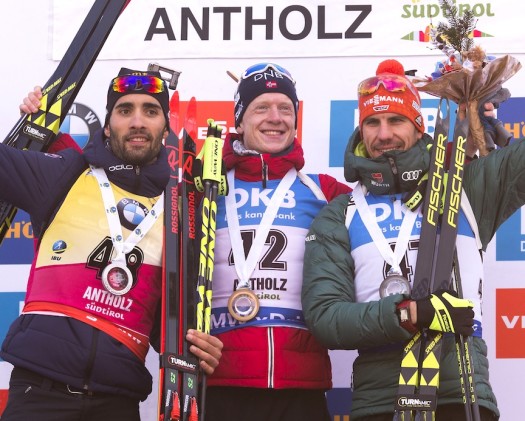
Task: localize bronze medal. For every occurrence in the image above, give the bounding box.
[227,288,260,322]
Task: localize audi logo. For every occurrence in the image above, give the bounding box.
[401,170,422,181]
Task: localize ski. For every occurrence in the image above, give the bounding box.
[395,99,450,421]
[158,92,201,421]
[424,106,480,420]
[395,100,479,421]
[159,90,183,421]
[411,98,451,300]
[179,97,200,421]
[0,0,131,244]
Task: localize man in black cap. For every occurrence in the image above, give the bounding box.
[0,68,223,421]
[203,63,351,421]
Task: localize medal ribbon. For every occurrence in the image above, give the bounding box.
[352,182,418,274]
[225,168,297,290]
[91,166,164,265]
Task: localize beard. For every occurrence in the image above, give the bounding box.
[107,127,164,166]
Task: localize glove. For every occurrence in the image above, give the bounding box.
[416,289,474,336]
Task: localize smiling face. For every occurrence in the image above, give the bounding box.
[104,94,168,165]
[360,112,423,158]
[236,92,296,154]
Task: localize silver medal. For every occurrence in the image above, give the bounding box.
[101,262,133,296]
[379,270,411,298]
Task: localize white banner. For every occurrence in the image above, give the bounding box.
[52,0,525,60]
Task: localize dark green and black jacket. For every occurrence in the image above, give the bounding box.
[302,128,525,419]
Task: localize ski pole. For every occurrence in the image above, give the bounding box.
[452,249,481,421]
[194,119,225,420]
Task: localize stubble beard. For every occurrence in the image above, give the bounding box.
[108,127,163,166]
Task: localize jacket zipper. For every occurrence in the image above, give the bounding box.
[261,155,268,189]
[134,165,142,191]
[387,156,401,193]
[267,327,274,388]
[83,329,99,390]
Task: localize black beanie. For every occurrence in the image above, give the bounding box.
[234,64,298,128]
[105,67,170,127]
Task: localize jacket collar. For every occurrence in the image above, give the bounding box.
[344,128,432,196]
[222,133,305,182]
[82,129,170,197]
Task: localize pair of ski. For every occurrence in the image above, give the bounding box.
[0,0,131,244]
[394,99,480,421]
[159,93,225,421]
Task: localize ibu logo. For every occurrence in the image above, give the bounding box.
[52,240,67,254]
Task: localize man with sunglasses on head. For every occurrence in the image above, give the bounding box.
[301,59,524,420]
[203,63,351,421]
[0,68,223,421]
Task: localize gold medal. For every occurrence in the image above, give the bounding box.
[228,288,260,322]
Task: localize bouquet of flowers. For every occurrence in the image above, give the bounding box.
[412,0,521,156]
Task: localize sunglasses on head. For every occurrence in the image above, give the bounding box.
[111,75,166,94]
[358,73,419,98]
[241,63,296,84]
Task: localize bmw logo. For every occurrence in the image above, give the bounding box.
[117,198,149,231]
[61,102,102,150]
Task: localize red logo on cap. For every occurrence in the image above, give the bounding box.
[266,81,278,88]
[371,172,384,183]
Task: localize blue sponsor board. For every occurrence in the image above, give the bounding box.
[0,292,25,362]
[329,99,458,167]
[0,210,34,265]
[498,97,525,142]
[496,208,525,261]
[328,100,358,168]
[489,97,525,261]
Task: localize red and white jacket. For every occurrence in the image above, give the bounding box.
[208,134,351,389]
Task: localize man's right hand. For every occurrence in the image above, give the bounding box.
[185,329,223,376]
[20,86,43,114]
[415,289,475,336]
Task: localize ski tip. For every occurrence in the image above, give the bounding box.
[186,97,197,114]
[170,90,180,102]
[184,97,198,139]
[169,91,180,135]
